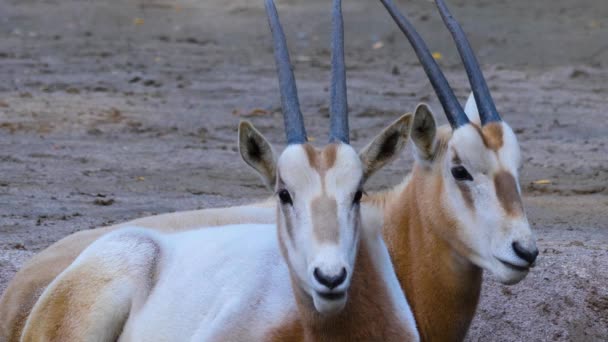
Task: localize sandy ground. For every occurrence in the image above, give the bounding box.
[0,0,606,340]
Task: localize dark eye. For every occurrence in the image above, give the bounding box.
[451,166,473,181]
[278,189,293,205]
[353,190,363,205]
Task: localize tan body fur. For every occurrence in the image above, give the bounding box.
[381,163,482,341]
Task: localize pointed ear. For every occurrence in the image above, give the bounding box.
[463,92,481,124]
[238,121,276,190]
[358,113,412,182]
[411,103,437,162]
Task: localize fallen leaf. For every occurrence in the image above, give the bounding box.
[532,179,552,185]
[588,20,600,29]
[432,52,443,60]
[244,108,271,117]
[136,176,145,181]
[133,18,145,25]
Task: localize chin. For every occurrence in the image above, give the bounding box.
[312,292,348,315]
[492,264,529,285]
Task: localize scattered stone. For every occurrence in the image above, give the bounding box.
[11,243,26,250]
[93,198,115,206]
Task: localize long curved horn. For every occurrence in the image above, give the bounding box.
[329,0,349,143]
[380,0,469,128]
[264,0,307,144]
[434,0,501,125]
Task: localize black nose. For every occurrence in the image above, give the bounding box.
[314,268,347,290]
[512,241,539,264]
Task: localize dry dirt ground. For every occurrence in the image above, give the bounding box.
[0,0,607,340]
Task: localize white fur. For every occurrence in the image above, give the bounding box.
[116,225,294,341]
[442,121,537,284]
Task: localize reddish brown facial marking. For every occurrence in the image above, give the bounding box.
[302,143,338,174]
[276,187,296,242]
[457,183,474,210]
[451,149,462,164]
[494,171,523,216]
[303,144,319,170]
[322,143,338,170]
[450,150,473,209]
[311,196,339,243]
[480,122,504,151]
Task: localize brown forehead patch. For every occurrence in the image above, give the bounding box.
[322,143,338,170]
[494,170,523,217]
[302,143,338,173]
[310,195,339,243]
[475,122,504,151]
[303,144,318,169]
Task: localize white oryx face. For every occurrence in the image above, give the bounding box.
[412,104,538,285]
[238,113,412,315]
[446,121,537,284]
[275,143,363,314]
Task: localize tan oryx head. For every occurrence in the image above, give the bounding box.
[381,0,538,284]
[237,0,411,315]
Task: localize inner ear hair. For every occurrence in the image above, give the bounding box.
[238,121,276,190]
[359,113,412,181]
[411,103,437,162]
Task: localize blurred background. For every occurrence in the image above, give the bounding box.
[0,0,606,340]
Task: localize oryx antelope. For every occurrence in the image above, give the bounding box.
[372,0,539,339]
[1,0,538,340]
[18,0,419,340]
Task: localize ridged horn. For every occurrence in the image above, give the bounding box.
[329,0,349,143]
[264,0,308,144]
[435,0,501,125]
[380,0,469,128]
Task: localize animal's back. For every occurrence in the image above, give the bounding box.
[119,224,296,341]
